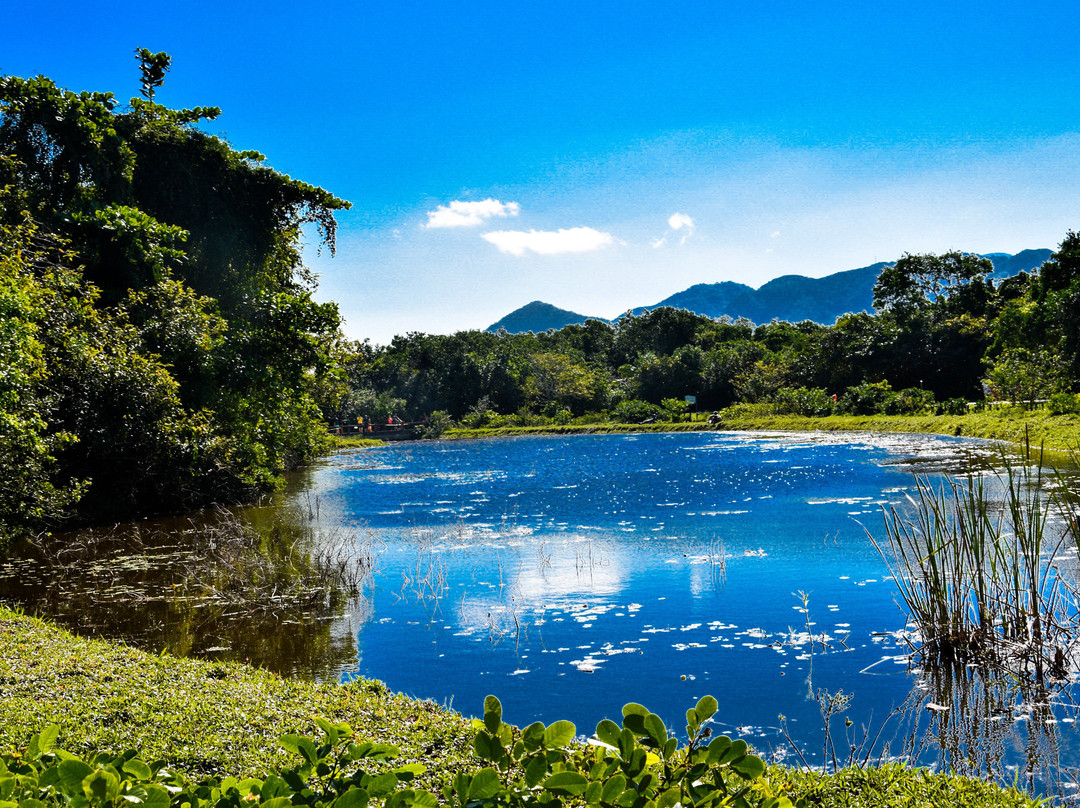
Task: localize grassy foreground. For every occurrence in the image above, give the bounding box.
[0,606,1041,807]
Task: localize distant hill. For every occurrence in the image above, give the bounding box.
[487,300,598,334]
[485,250,1053,334]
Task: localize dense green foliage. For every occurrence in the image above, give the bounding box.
[0,52,349,540]
[337,238,1080,432]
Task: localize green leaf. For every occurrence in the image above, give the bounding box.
[368,772,401,798]
[122,758,152,781]
[141,784,172,808]
[467,767,502,800]
[261,799,294,808]
[315,717,339,744]
[542,720,576,749]
[83,769,120,803]
[601,774,627,803]
[521,721,546,751]
[643,713,667,747]
[524,755,549,788]
[279,734,318,764]
[595,719,621,748]
[656,787,681,808]
[57,760,94,794]
[483,695,502,734]
[333,788,370,808]
[31,726,60,759]
[585,780,603,804]
[543,771,589,796]
[730,753,765,780]
[394,763,426,780]
[662,737,678,760]
[694,695,718,724]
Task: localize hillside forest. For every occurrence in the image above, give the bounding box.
[4,54,1080,544]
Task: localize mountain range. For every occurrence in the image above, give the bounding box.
[485,250,1053,334]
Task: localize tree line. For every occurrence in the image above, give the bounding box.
[0,51,349,543]
[331,239,1080,428]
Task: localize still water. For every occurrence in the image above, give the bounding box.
[3,430,1079,795]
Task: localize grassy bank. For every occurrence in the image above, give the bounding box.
[0,605,472,785]
[0,606,1041,807]
[446,407,1080,459]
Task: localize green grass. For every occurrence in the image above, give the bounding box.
[0,605,472,786]
[445,407,1080,462]
[0,606,1045,807]
[329,434,386,449]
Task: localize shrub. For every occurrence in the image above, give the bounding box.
[1046,392,1080,415]
[771,387,837,417]
[884,387,936,415]
[838,381,897,416]
[936,397,970,416]
[611,399,664,423]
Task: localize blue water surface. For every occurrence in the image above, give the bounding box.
[306,430,1077,782]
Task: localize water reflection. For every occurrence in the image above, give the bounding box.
[0,504,372,678]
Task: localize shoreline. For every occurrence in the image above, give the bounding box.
[442,409,1080,463]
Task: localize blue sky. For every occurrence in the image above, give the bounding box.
[4,1,1080,343]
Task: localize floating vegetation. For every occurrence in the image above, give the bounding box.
[870,460,1080,679]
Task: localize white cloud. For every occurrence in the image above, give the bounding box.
[425,198,520,229]
[482,227,615,256]
[653,212,695,248]
[669,212,695,234]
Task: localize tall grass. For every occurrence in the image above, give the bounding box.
[869,461,1080,678]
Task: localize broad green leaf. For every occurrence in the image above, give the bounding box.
[394,763,426,780]
[483,695,502,734]
[585,780,603,804]
[706,736,732,765]
[83,769,120,803]
[643,713,667,747]
[601,774,627,803]
[315,717,339,744]
[32,726,60,758]
[57,760,94,794]
[595,719,621,748]
[543,771,589,796]
[694,695,718,723]
[542,720,576,749]
[524,756,549,788]
[122,758,152,780]
[656,786,681,808]
[685,708,699,734]
[279,735,317,764]
[141,784,172,808]
[467,767,502,800]
[261,799,294,808]
[368,772,400,798]
[622,703,648,735]
[731,753,765,780]
[333,788,370,808]
[521,721,546,750]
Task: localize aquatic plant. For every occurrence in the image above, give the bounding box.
[870,461,1080,678]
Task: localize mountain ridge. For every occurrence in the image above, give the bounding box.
[485,250,1053,334]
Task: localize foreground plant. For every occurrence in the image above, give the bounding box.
[448,694,790,808]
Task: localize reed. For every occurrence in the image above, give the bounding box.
[869,460,1080,678]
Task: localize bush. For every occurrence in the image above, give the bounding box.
[936,397,970,416]
[771,387,837,417]
[838,381,897,416]
[611,399,664,423]
[884,387,936,415]
[420,410,453,439]
[1046,392,1080,415]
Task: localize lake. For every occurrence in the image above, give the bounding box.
[3,429,1078,796]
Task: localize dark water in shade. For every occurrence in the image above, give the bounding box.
[3,430,1079,798]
